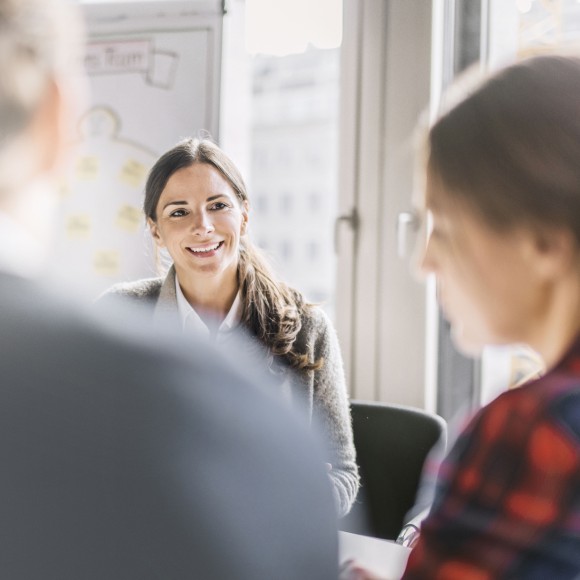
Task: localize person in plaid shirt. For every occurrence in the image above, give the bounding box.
[342,55,580,579]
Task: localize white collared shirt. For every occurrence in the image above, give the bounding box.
[175,276,243,342]
[175,275,295,405]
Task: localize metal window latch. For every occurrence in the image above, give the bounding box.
[396,210,420,260]
[334,207,359,253]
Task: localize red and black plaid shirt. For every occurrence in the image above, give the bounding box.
[404,337,580,579]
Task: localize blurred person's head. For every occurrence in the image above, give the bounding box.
[144,137,321,372]
[419,55,580,365]
[0,0,84,237]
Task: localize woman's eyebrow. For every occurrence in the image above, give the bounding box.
[162,194,231,210]
[206,194,230,202]
[162,200,188,210]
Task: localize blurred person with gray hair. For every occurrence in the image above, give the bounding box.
[0,1,338,578]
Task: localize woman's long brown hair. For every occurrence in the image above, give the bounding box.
[144,137,323,372]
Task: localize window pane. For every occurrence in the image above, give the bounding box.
[221,0,342,319]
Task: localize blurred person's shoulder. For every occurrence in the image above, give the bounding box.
[0,272,340,578]
[0,269,326,453]
[0,271,176,368]
[0,271,198,388]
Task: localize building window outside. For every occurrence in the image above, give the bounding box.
[307,240,319,262]
[248,46,340,314]
[254,194,268,213]
[221,0,341,317]
[280,193,293,213]
[279,240,293,262]
[517,0,580,54]
[308,192,322,212]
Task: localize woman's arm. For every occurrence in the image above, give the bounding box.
[307,307,360,518]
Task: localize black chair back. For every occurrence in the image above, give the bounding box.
[340,400,447,540]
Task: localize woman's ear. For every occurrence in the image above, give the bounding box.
[147,217,165,248]
[530,227,576,279]
[241,200,249,235]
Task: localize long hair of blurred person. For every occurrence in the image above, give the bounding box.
[399,55,580,578]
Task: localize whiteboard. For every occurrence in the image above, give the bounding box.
[50,0,224,298]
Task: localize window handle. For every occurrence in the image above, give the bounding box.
[397,210,420,259]
[334,207,359,253]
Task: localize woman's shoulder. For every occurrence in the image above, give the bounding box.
[99,276,165,302]
[298,302,332,332]
[469,372,580,440]
[295,303,339,356]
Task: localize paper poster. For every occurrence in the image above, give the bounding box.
[51,106,157,297]
[48,5,222,299]
[94,250,120,277]
[119,160,148,189]
[116,204,143,233]
[76,157,100,181]
[66,214,92,240]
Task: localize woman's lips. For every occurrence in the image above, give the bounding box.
[186,241,223,257]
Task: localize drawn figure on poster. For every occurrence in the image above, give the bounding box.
[53,106,158,297]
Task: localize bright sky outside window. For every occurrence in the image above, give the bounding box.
[245,0,342,56]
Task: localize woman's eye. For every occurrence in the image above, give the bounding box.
[210,202,228,210]
[169,209,187,217]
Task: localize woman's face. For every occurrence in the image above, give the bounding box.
[419,171,546,355]
[148,163,248,285]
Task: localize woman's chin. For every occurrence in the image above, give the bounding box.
[450,324,486,358]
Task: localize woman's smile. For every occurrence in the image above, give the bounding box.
[186,241,224,257]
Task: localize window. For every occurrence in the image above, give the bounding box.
[254,194,268,213]
[279,240,293,261]
[221,0,342,319]
[308,192,321,211]
[280,193,293,213]
[306,240,319,262]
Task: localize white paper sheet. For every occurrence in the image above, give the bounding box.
[338,531,411,580]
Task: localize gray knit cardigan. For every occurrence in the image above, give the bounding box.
[99,266,360,517]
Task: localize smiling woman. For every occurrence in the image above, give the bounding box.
[98,137,360,518]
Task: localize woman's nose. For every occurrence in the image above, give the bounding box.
[416,234,436,279]
[191,211,214,235]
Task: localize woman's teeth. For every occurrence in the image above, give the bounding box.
[189,242,221,253]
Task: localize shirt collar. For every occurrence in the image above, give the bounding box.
[174,275,243,339]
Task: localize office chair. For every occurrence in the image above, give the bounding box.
[340,400,447,541]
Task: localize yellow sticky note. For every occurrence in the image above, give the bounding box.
[119,159,147,188]
[93,250,120,277]
[116,204,142,233]
[65,214,91,240]
[76,156,100,181]
[58,181,71,199]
